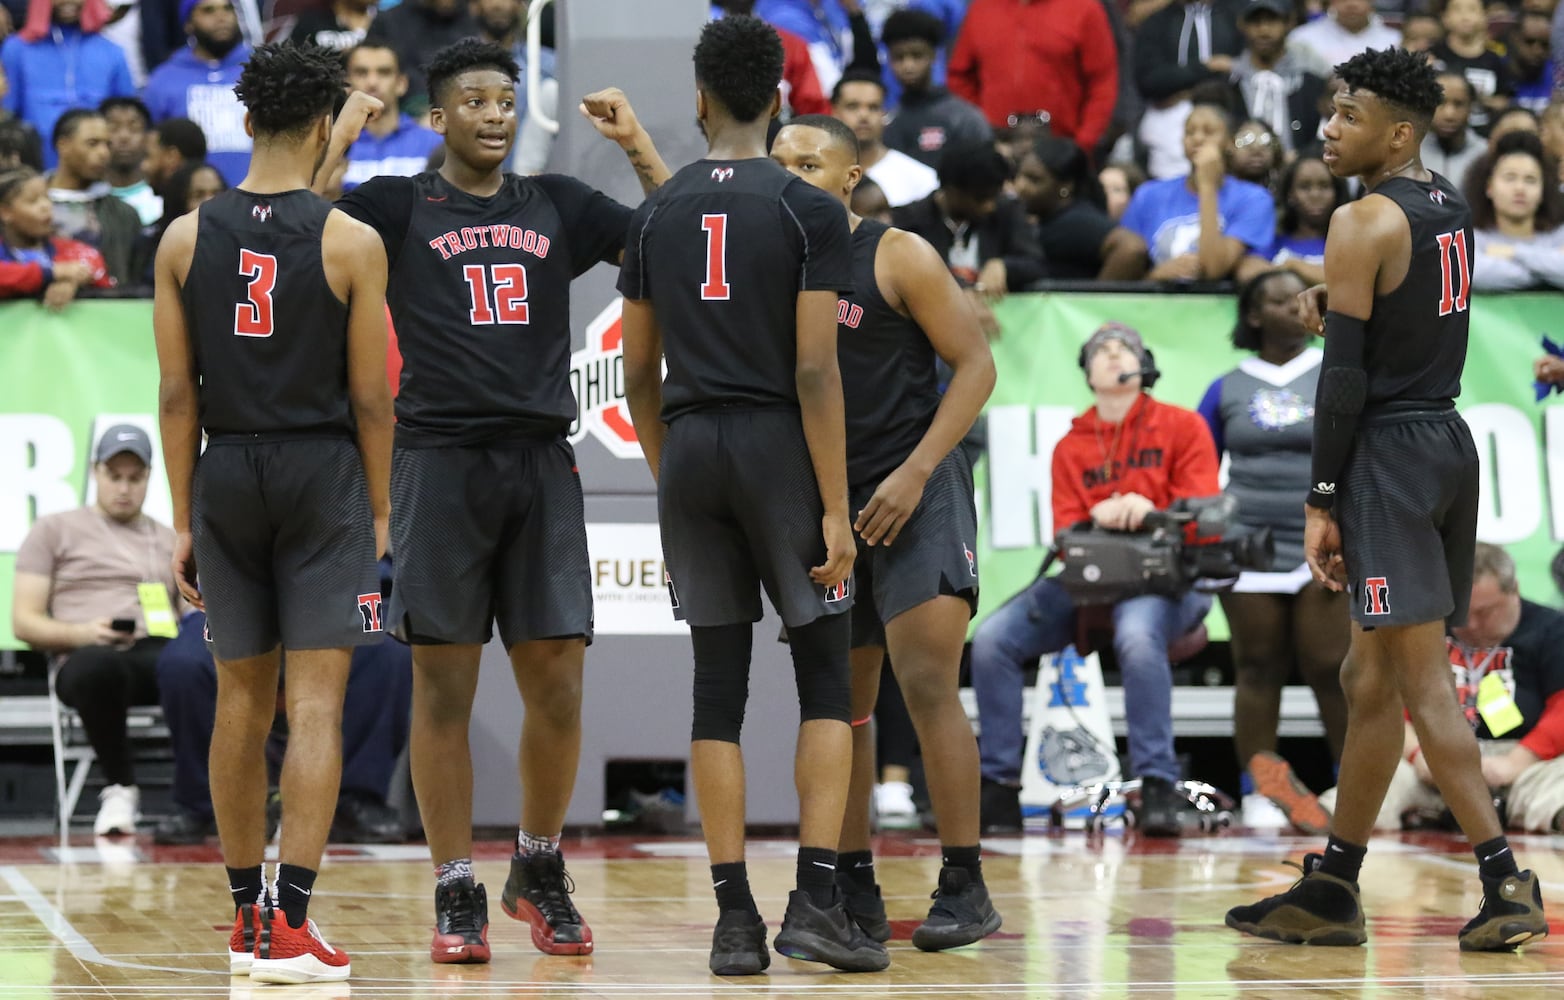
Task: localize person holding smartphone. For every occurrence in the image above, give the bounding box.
[11,424,184,837]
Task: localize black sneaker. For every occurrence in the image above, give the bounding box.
[430,881,490,964]
[1226,853,1366,946]
[980,778,1022,835]
[1459,870,1548,952]
[911,866,1003,952]
[1135,776,1188,838]
[836,873,892,943]
[501,852,593,955]
[773,890,890,973]
[153,810,214,846]
[709,908,770,976]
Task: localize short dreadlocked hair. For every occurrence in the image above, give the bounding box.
[426,39,518,110]
[694,15,783,124]
[1334,47,1444,134]
[233,44,346,140]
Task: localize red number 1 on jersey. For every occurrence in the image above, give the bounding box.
[701,213,730,301]
[1436,230,1470,317]
[234,249,277,338]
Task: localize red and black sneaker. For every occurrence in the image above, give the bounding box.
[228,903,259,975]
[251,907,351,984]
[431,881,491,964]
[500,852,593,955]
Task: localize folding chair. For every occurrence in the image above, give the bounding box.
[47,657,96,840]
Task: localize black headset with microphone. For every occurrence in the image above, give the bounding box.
[1077,341,1160,391]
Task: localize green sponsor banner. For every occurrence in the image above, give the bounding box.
[972,291,1564,636]
[1,295,1560,649]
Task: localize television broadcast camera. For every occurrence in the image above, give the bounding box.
[1048,495,1273,605]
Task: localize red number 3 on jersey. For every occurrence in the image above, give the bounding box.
[235,248,278,338]
[1436,230,1470,317]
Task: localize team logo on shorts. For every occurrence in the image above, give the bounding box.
[964,543,977,577]
[357,592,384,633]
[1362,576,1391,616]
[665,570,680,610]
[710,167,734,183]
[202,620,212,643]
[824,579,850,603]
[251,203,272,222]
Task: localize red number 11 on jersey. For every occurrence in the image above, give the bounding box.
[701,213,730,301]
[1436,230,1470,317]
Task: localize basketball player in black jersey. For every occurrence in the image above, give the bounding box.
[1226,47,1548,951]
[152,45,392,984]
[771,115,1002,951]
[311,40,671,964]
[618,16,887,977]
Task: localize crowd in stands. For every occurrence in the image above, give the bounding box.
[6,0,1564,840]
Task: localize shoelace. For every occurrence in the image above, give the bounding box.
[529,856,581,925]
[441,885,483,933]
[926,874,969,920]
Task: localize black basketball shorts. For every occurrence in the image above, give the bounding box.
[658,408,854,629]
[387,440,593,647]
[192,437,383,661]
[849,448,980,649]
[1335,409,1479,629]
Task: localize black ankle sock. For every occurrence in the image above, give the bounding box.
[838,850,876,890]
[796,847,838,909]
[711,861,758,914]
[942,845,983,884]
[1318,835,1367,884]
[226,865,264,915]
[1475,836,1520,881]
[275,863,317,929]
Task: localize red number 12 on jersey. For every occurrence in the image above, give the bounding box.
[701,213,730,301]
[235,249,277,338]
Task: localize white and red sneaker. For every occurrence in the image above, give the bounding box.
[228,903,260,975]
[251,907,351,984]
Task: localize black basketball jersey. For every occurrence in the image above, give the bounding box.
[1364,173,1473,406]
[837,220,940,486]
[617,158,854,421]
[181,188,353,438]
[338,171,631,447]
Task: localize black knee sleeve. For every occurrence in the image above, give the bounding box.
[690,623,753,744]
[786,613,852,724]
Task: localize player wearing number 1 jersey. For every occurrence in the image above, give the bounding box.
[321,40,671,965]
[1226,47,1548,952]
[618,16,886,978]
[153,44,393,984]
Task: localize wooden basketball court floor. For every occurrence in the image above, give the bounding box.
[2,828,1563,998]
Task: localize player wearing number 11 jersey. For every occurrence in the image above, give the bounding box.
[1226,46,1548,952]
[324,39,671,965]
[153,44,393,984]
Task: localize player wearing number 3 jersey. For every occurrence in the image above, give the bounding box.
[154,44,393,984]
[322,40,671,964]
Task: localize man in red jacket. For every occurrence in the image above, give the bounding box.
[947,0,1119,154]
[969,322,1219,836]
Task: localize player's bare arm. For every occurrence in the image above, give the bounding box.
[579,88,673,196]
[325,209,395,558]
[856,229,995,546]
[1303,195,1408,590]
[312,91,386,198]
[152,211,204,608]
[794,289,855,587]
[619,297,667,480]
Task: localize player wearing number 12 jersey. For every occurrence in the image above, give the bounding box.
[322,40,671,964]
[153,44,393,984]
[1226,47,1548,952]
[618,15,886,978]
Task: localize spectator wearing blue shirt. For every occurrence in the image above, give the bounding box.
[0,0,135,170]
[1121,102,1275,281]
[1507,13,1554,114]
[756,0,851,91]
[142,0,251,186]
[339,43,442,192]
[1236,154,1348,286]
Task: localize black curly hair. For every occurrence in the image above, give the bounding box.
[1232,269,1306,352]
[938,140,1012,197]
[233,44,346,140]
[784,114,861,162]
[0,166,41,206]
[694,14,784,123]
[1334,46,1444,133]
[881,9,943,48]
[426,39,519,110]
[1463,130,1564,232]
